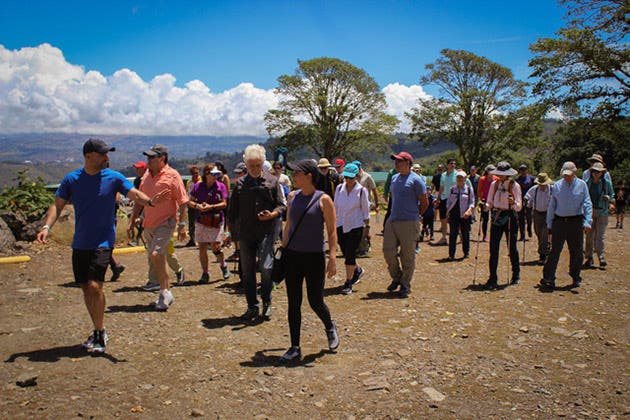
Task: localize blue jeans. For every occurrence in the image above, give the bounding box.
[239,233,275,308]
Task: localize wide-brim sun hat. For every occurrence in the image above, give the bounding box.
[590,162,606,172]
[534,172,553,185]
[586,153,604,164]
[490,161,517,176]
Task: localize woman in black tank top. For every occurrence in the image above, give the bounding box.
[279,159,340,362]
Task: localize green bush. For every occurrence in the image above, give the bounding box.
[0,169,55,221]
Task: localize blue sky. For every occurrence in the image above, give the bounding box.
[2,0,565,92]
[0,0,567,135]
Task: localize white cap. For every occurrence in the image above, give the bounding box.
[456,170,467,178]
[263,160,272,173]
[561,161,577,176]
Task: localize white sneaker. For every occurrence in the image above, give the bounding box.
[155,289,174,310]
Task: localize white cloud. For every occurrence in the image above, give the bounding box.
[0,44,429,135]
[382,82,431,132]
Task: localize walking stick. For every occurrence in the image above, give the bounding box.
[522,232,526,264]
[506,199,513,286]
[472,210,483,285]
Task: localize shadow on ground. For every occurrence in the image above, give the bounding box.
[240,349,329,368]
[5,345,125,364]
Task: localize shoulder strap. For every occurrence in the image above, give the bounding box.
[285,191,321,249]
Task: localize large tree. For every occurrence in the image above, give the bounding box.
[265,57,398,159]
[406,49,544,169]
[529,0,629,116]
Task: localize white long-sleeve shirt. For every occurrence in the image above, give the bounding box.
[524,184,552,212]
[334,182,370,233]
[487,179,522,212]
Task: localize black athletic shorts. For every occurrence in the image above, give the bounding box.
[439,200,448,219]
[72,248,112,283]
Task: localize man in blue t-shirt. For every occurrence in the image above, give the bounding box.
[383,151,428,297]
[37,138,155,354]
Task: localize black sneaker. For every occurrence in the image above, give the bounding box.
[571,278,582,288]
[262,301,272,318]
[88,330,108,354]
[199,272,210,284]
[483,280,499,290]
[280,346,302,362]
[398,287,410,298]
[510,274,520,285]
[326,321,340,351]
[351,267,364,285]
[583,258,594,268]
[110,264,125,282]
[387,281,400,292]
[241,306,259,320]
[82,329,108,350]
[599,258,607,268]
[341,281,353,295]
[539,278,555,288]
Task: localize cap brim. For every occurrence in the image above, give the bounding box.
[286,162,301,171]
[491,169,518,176]
[143,150,159,157]
[341,172,357,178]
[561,170,575,176]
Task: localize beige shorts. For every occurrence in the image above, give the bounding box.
[195,222,224,244]
[144,218,176,256]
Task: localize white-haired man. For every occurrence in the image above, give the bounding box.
[228,144,286,320]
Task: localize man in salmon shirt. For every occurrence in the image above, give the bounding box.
[129,144,189,311]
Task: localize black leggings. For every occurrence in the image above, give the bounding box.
[337,226,363,266]
[285,249,333,347]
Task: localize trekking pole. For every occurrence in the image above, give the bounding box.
[522,232,526,264]
[506,200,513,286]
[472,211,483,285]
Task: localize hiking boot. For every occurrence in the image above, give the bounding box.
[341,281,353,295]
[510,274,520,285]
[262,301,272,318]
[351,267,364,285]
[599,258,607,268]
[463,253,469,259]
[155,289,173,311]
[571,277,582,288]
[141,281,160,292]
[241,306,259,321]
[583,258,594,268]
[415,243,421,254]
[199,272,210,284]
[175,268,185,285]
[538,256,547,265]
[539,278,555,288]
[387,280,400,292]
[221,264,231,280]
[90,330,108,354]
[326,321,340,351]
[398,287,410,298]
[82,330,109,351]
[110,264,125,282]
[280,346,302,362]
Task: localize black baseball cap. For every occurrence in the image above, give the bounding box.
[83,138,115,155]
[287,159,319,177]
[143,144,168,157]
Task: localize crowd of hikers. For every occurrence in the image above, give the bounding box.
[36,139,625,361]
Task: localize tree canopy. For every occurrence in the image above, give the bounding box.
[264,57,399,159]
[406,49,544,170]
[529,0,629,117]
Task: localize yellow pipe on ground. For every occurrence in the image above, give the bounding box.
[112,246,145,255]
[0,255,31,264]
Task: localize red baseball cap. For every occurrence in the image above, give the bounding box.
[132,161,147,169]
[334,158,345,167]
[391,151,413,163]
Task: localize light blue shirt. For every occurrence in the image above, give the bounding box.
[390,172,427,222]
[546,177,593,229]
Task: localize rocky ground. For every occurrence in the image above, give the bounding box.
[0,216,628,419]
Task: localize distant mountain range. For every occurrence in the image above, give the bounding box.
[0,133,267,164]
